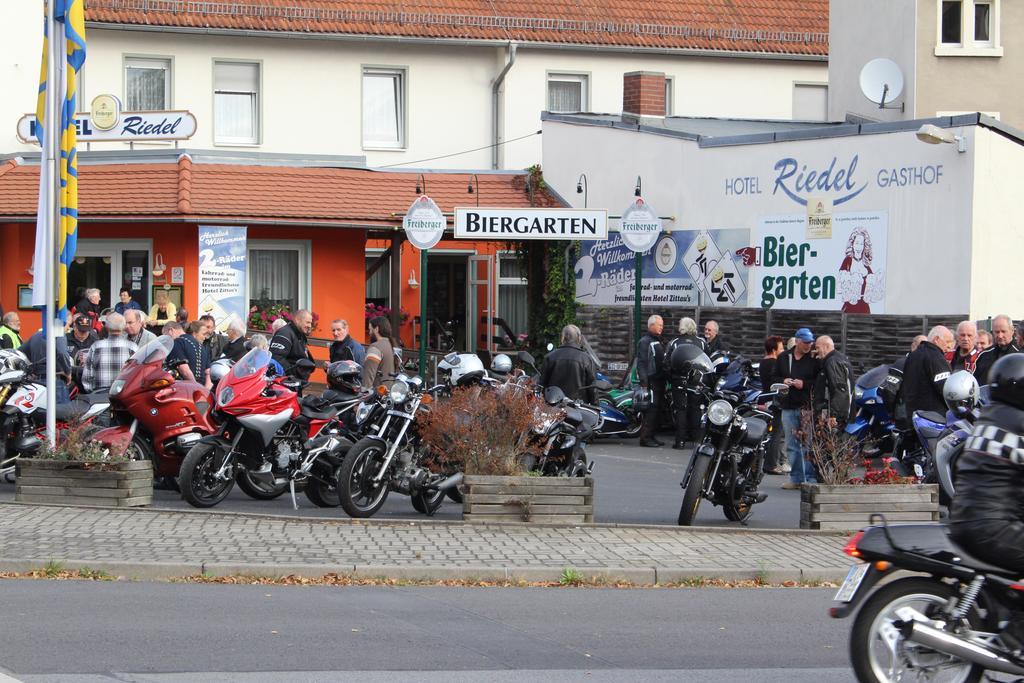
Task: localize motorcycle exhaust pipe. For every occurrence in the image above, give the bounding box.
[435,472,463,491]
[898,618,1024,676]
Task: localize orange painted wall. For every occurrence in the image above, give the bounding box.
[0,222,366,375]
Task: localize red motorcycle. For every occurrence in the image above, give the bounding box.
[92,336,214,478]
[178,348,349,508]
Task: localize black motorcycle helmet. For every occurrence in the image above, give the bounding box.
[989,354,1024,410]
[326,360,362,394]
[669,342,705,374]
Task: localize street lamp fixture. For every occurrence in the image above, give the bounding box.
[576,173,588,208]
[415,174,427,195]
[634,176,642,197]
[915,124,967,153]
[467,174,480,206]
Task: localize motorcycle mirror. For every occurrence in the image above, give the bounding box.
[543,386,566,406]
[517,350,535,366]
[594,379,612,391]
[770,382,790,395]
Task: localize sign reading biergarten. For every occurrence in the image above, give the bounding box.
[454,208,607,240]
[198,226,248,333]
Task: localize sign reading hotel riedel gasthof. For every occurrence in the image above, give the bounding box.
[454,208,608,241]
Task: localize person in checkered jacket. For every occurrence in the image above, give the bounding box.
[82,312,137,393]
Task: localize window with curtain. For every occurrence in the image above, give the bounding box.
[498,255,528,342]
[125,58,170,111]
[665,78,674,116]
[975,1,992,41]
[215,61,260,145]
[547,74,588,113]
[941,0,963,43]
[365,254,391,306]
[249,248,299,311]
[363,68,405,148]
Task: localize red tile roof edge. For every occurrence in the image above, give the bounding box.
[86,0,830,56]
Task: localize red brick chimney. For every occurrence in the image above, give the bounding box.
[623,71,666,120]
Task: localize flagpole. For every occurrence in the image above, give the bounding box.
[44,0,58,447]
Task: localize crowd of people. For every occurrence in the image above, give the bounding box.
[593,312,1024,492]
[0,286,417,404]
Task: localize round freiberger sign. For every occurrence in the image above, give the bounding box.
[403,195,446,250]
[619,197,662,253]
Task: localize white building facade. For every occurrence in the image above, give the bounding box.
[2,0,829,168]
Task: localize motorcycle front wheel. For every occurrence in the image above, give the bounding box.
[304,478,340,507]
[850,577,985,683]
[179,441,235,508]
[338,438,391,518]
[678,453,711,526]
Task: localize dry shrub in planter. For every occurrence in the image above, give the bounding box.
[38,424,129,464]
[419,385,535,476]
[800,409,861,485]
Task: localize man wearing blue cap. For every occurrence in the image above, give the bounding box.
[777,327,820,488]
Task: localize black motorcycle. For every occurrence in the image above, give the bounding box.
[337,373,462,518]
[522,385,601,477]
[833,519,1024,682]
[677,363,785,525]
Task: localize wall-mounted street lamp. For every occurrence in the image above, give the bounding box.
[415,174,427,195]
[634,176,642,197]
[467,174,480,207]
[916,124,967,153]
[576,173,588,208]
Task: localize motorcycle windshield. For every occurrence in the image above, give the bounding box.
[128,335,174,366]
[856,364,890,390]
[690,353,714,373]
[232,348,271,379]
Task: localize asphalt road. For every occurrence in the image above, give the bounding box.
[0,581,853,682]
[0,438,804,528]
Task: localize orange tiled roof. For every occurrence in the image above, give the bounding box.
[86,0,829,56]
[0,157,559,225]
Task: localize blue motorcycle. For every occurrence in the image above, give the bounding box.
[845,364,907,458]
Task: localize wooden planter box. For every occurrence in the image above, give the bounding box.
[800,483,939,530]
[15,459,153,507]
[462,475,594,523]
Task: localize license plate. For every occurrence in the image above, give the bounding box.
[834,563,870,603]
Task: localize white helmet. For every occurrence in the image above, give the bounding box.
[943,370,980,415]
[491,353,512,375]
[438,353,486,386]
[210,358,234,384]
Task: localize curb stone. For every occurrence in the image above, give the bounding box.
[0,559,852,585]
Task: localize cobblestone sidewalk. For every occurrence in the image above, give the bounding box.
[0,503,853,583]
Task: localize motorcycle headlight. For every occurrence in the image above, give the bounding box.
[356,402,372,425]
[109,379,125,397]
[389,380,410,405]
[707,399,734,427]
[218,385,235,407]
[854,386,864,401]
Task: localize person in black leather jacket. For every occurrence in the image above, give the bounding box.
[950,353,1024,573]
[539,324,597,404]
[269,310,314,374]
[975,314,1020,385]
[636,315,666,447]
[902,325,953,419]
[813,335,854,427]
[665,317,705,449]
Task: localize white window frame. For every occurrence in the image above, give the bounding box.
[497,251,528,342]
[664,76,675,116]
[361,66,407,150]
[247,240,310,311]
[546,72,590,113]
[124,55,172,111]
[935,0,1002,57]
[213,59,262,146]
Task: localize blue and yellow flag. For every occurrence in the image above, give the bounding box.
[32,0,86,321]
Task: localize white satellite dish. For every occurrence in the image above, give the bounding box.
[859,58,905,108]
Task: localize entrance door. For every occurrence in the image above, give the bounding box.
[424,254,468,351]
[467,255,496,356]
[67,240,152,313]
